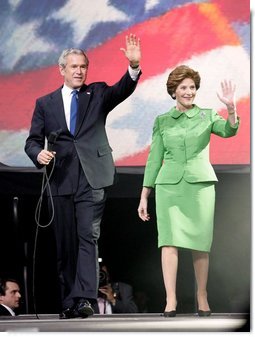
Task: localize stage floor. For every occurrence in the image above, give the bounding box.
[0,313,250,332]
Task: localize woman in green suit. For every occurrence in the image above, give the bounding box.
[138,65,239,317]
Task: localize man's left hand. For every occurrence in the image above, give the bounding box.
[120,33,141,68]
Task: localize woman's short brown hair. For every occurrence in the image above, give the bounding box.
[166,65,201,99]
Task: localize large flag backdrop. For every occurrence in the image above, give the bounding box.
[0,0,250,167]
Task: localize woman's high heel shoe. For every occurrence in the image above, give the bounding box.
[163,310,176,317]
[198,309,211,317]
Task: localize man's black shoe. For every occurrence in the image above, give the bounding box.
[59,307,79,319]
[59,299,94,319]
[76,299,94,317]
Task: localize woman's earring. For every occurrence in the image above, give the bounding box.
[172,93,175,98]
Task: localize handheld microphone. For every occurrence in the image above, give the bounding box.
[47,129,62,151]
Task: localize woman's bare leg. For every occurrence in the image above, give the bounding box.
[161,246,178,311]
[192,250,210,311]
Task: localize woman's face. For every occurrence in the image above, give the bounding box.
[175,78,196,111]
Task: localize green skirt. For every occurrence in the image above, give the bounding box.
[155,179,215,252]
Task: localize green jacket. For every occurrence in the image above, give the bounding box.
[143,105,239,187]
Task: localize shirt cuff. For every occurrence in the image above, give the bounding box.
[128,65,140,81]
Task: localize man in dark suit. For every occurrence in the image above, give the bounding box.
[0,278,21,316]
[25,34,141,319]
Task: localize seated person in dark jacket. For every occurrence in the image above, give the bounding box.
[96,265,137,314]
[0,277,21,316]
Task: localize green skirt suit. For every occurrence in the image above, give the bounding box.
[143,105,239,252]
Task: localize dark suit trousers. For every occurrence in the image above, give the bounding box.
[50,167,106,310]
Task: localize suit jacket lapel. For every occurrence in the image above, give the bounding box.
[75,85,92,135]
[49,88,69,131]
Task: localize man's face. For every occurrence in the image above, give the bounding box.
[0,281,21,309]
[59,53,88,89]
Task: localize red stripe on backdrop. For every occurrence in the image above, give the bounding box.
[0,66,62,129]
[0,3,240,130]
[213,0,250,23]
[87,2,240,82]
[115,98,250,165]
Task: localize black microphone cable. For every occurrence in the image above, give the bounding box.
[34,157,56,229]
[32,157,56,319]
[31,129,61,318]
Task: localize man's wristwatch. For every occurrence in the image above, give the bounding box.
[111,292,117,306]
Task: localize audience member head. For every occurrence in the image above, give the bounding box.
[0,277,21,311]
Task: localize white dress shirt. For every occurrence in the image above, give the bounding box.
[97,297,112,314]
[61,85,78,132]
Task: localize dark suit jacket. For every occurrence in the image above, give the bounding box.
[111,282,138,313]
[25,70,140,193]
[96,281,138,314]
[0,304,13,316]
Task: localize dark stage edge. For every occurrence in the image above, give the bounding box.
[0,313,250,332]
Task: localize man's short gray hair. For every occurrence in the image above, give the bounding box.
[58,48,89,68]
